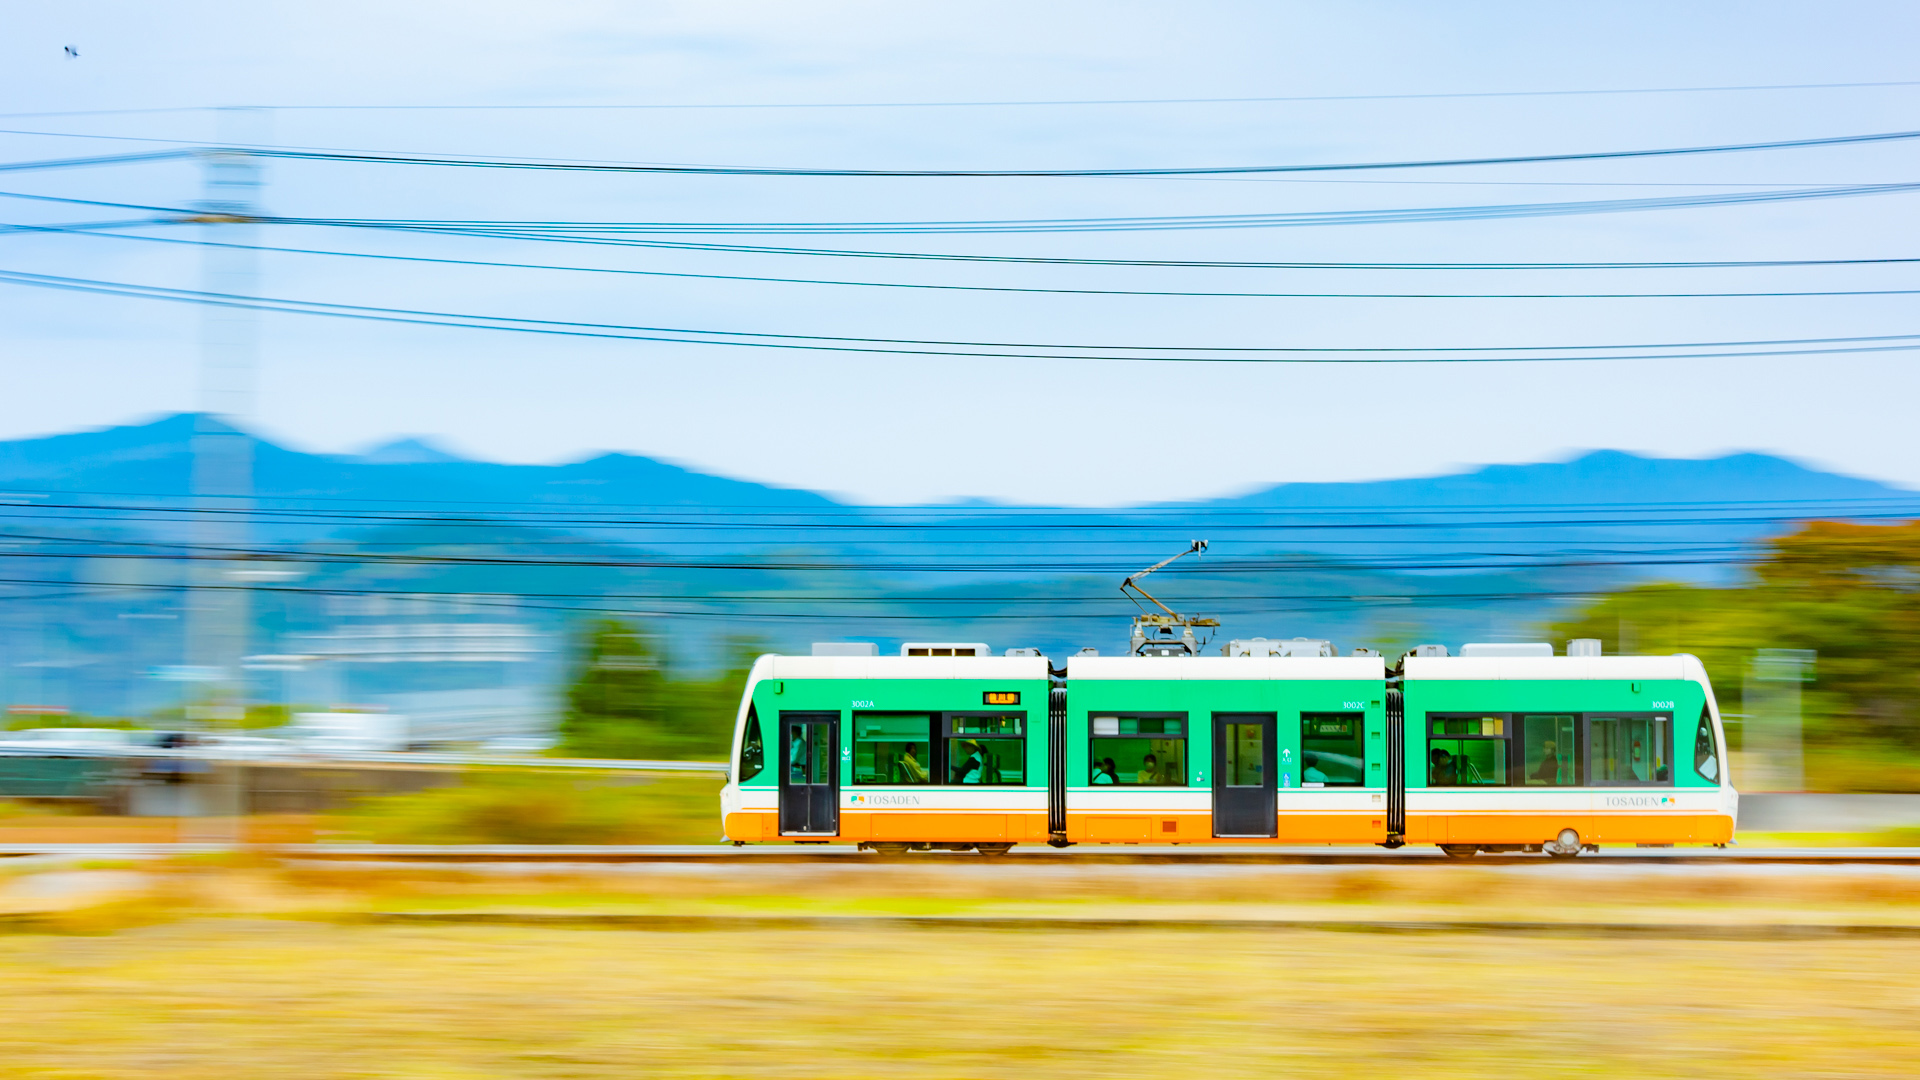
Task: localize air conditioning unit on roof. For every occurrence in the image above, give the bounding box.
[1459,642,1555,657]
[811,642,878,657]
[1225,637,1336,657]
[900,642,991,657]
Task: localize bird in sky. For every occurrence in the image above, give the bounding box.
[63,45,78,58]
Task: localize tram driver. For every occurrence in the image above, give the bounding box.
[951,740,988,784]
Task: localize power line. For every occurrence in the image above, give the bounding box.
[292,222,1920,272]
[21,178,1920,238]
[7,123,1920,179]
[6,478,1917,517]
[0,574,1630,620]
[15,221,1920,300]
[0,519,1852,572]
[11,189,1920,274]
[240,126,1920,177]
[251,181,1920,235]
[0,540,1764,574]
[0,519,1804,551]
[5,493,1916,530]
[4,266,1919,364]
[0,149,192,173]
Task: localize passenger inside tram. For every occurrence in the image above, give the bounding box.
[951,740,986,784]
[1091,758,1118,784]
[1531,740,1561,783]
[894,747,929,784]
[1429,748,1457,785]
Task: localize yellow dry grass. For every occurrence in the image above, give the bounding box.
[12,855,1920,931]
[269,858,1920,927]
[0,919,1916,1078]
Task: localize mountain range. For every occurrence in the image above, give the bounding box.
[1,413,1912,715]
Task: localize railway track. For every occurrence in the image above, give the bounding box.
[4,843,1918,865]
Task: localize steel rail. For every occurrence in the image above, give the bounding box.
[3,843,1916,865]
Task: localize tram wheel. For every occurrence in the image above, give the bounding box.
[976,843,1014,856]
[1439,844,1479,859]
[867,842,911,858]
[1545,828,1582,859]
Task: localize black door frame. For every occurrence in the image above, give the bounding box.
[1212,712,1278,838]
[778,711,840,836]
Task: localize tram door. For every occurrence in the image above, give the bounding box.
[779,712,840,836]
[1212,713,1278,837]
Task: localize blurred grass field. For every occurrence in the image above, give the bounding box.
[0,919,1916,1078]
[2,855,1919,1077]
[326,771,727,845]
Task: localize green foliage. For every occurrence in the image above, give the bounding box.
[329,770,723,845]
[557,620,760,760]
[1548,520,1920,759]
[137,702,312,732]
[2,712,138,732]
[242,704,295,731]
[1548,584,1767,723]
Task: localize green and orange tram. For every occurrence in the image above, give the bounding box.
[719,636,1735,858]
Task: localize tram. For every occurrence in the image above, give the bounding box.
[717,547,1736,857]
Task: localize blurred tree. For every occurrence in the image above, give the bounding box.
[1753,521,1920,748]
[559,621,763,760]
[243,704,294,730]
[560,620,666,759]
[1549,520,1920,762]
[3,711,138,732]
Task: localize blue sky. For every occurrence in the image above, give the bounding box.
[0,1,1917,504]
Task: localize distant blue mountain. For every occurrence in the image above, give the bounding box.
[1210,448,1900,510]
[0,412,841,515]
[2,414,1915,714]
[5,413,1901,520]
[3,413,1913,581]
[344,437,471,466]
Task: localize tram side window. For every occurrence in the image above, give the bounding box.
[1088,715,1188,785]
[852,713,933,785]
[1428,715,1508,786]
[1694,706,1721,783]
[1520,714,1578,786]
[1590,714,1673,785]
[1224,722,1267,787]
[787,723,832,784]
[1299,713,1364,786]
[947,714,1026,785]
[738,703,765,782]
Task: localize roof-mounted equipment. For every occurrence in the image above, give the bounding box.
[1224,637,1337,657]
[901,642,991,657]
[1459,643,1555,657]
[1121,540,1220,657]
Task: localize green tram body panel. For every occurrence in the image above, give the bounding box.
[738,675,1052,790]
[1402,678,1715,789]
[1066,678,1387,791]
[724,653,1733,847]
